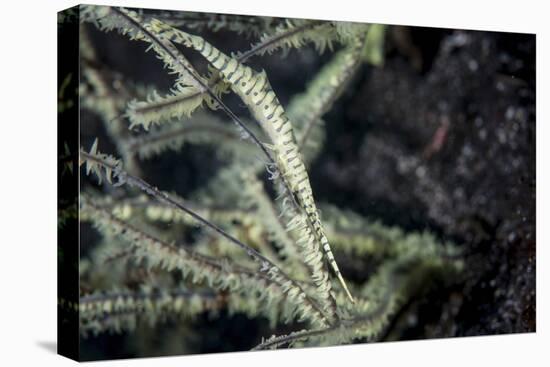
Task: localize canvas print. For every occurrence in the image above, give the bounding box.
[57,4,535,361]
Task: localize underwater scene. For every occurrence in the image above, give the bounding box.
[59,4,535,360]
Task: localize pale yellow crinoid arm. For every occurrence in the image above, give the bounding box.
[149,18,355,305]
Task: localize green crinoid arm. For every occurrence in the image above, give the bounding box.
[80,142,334,328]
[120,112,260,161]
[123,19,335,129]
[289,35,367,162]
[79,288,222,336]
[146,19,355,312]
[81,197,323,327]
[145,11,285,39]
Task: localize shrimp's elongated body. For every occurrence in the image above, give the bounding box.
[150,20,354,304]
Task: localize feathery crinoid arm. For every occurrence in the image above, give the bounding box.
[82,6,272,170]
[81,6,204,92]
[288,34,367,164]
[80,6,223,130]
[120,112,260,161]
[80,141,334,328]
[145,10,285,39]
[148,18,355,307]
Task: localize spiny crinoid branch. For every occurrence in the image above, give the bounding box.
[293,36,367,150]
[121,113,259,160]
[107,10,310,240]
[82,196,331,327]
[251,301,390,350]
[86,3,372,322]
[252,328,332,350]
[80,288,221,320]
[145,11,285,38]
[80,192,255,230]
[82,196,282,287]
[128,20,328,125]
[148,19,355,307]
[80,148,333,327]
[87,6,276,169]
[80,26,145,176]
[241,172,309,278]
[86,7,356,321]
[81,150,263,266]
[82,182,300,275]
[252,260,408,350]
[79,288,223,336]
[81,189,280,272]
[86,9,314,277]
[80,285,321,335]
[236,20,329,59]
[80,288,218,305]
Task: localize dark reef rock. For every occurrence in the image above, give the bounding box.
[312,28,535,337]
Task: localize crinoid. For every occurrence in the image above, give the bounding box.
[73,5,463,356]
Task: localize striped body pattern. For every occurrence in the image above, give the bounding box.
[75,6,469,349]
[150,19,354,304]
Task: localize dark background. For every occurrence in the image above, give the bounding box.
[79,9,535,360]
